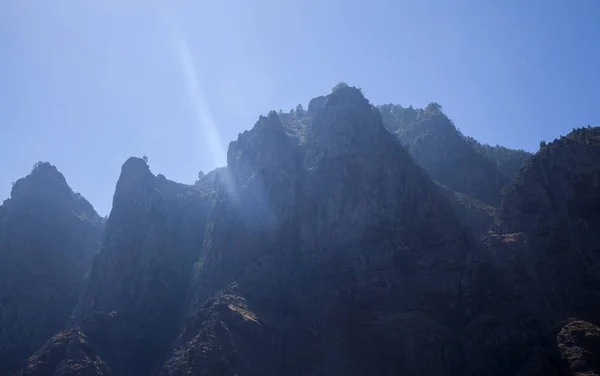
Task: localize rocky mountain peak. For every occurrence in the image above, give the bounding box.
[119,156,151,177]
[178,86,482,376]
[73,158,211,376]
[312,86,375,135]
[224,110,302,233]
[0,164,103,375]
[10,162,68,200]
[227,110,295,178]
[113,156,153,191]
[7,162,97,220]
[3,88,600,376]
[302,86,395,172]
[380,103,507,212]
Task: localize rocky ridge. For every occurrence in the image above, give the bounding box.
[378,103,509,206]
[176,87,478,375]
[2,87,600,376]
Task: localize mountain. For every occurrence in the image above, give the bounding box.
[72,158,212,376]
[491,126,600,314]
[167,87,479,375]
[378,103,532,238]
[378,103,508,206]
[463,136,532,181]
[0,162,104,374]
[480,126,600,374]
[59,87,479,376]
[3,86,600,376]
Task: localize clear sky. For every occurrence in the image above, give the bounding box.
[1,1,599,215]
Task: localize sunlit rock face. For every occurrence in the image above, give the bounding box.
[0,162,103,375]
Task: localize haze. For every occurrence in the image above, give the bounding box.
[1,0,598,215]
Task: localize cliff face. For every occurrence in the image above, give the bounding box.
[477,127,600,375]
[379,104,508,207]
[492,127,600,314]
[73,158,212,376]
[438,184,497,239]
[168,87,477,376]
[0,163,103,375]
[5,90,600,376]
[377,104,519,239]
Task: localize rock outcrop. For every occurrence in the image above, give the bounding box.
[307,95,326,117]
[172,87,478,375]
[0,162,103,375]
[492,127,600,314]
[161,290,278,376]
[557,320,600,376]
[480,127,600,375]
[13,329,112,376]
[73,157,212,376]
[379,103,508,207]
[5,89,600,376]
[377,103,525,239]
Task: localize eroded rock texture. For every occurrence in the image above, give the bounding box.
[557,320,600,376]
[14,329,111,376]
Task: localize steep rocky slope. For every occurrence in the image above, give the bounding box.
[483,126,600,374]
[0,163,103,375]
[492,127,600,314]
[464,136,532,181]
[164,87,480,376]
[72,158,212,376]
[379,103,508,206]
[438,184,497,239]
[6,89,600,376]
[376,103,521,239]
[556,319,600,376]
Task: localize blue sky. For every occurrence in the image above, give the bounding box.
[1,0,599,215]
